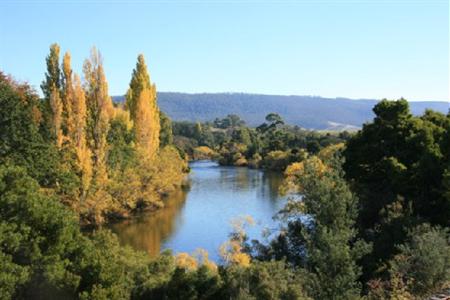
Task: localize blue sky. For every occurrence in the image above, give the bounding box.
[0,0,448,101]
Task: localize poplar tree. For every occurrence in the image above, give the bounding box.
[126,54,160,158]
[83,47,114,185]
[41,43,63,147]
[61,52,75,141]
[41,43,61,99]
[73,74,92,196]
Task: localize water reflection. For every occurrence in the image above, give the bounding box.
[109,160,286,260]
[109,189,188,256]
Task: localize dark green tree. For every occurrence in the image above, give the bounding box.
[343,99,450,278]
[160,111,174,147]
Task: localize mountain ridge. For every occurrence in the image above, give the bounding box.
[112,92,449,130]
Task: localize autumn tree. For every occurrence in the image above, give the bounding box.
[126,54,160,158]
[72,74,92,196]
[61,52,75,141]
[83,47,114,186]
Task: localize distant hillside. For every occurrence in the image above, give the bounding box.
[112,93,449,130]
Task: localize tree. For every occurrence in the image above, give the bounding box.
[160,112,174,147]
[126,54,160,158]
[265,113,284,126]
[83,47,114,186]
[343,99,450,278]
[61,51,75,142]
[272,154,369,299]
[389,224,450,296]
[220,261,310,300]
[0,164,84,299]
[72,74,92,196]
[41,43,62,99]
[41,43,64,147]
[0,72,60,187]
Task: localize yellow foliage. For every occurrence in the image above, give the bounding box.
[317,143,345,161]
[219,240,251,267]
[36,46,189,226]
[283,156,328,193]
[219,215,254,267]
[175,249,219,272]
[234,156,248,166]
[62,52,75,142]
[126,54,160,159]
[113,108,133,132]
[264,150,291,171]
[193,146,217,160]
[83,47,113,186]
[71,75,93,195]
[134,87,160,158]
[175,252,198,271]
[194,248,218,272]
[107,145,187,217]
[50,84,63,148]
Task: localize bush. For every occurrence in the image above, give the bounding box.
[389,224,450,296]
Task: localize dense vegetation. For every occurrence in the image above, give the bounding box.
[1,44,449,299]
[172,113,351,171]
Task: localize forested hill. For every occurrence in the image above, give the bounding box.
[112,93,449,130]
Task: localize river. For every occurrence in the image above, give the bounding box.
[109,160,287,261]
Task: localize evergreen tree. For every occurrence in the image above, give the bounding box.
[275,154,369,299]
[160,111,174,147]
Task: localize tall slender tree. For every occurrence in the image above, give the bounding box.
[83,47,113,185]
[41,43,63,147]
[73,74,92,196]
[126,54,160,158]
[61,52,75,141]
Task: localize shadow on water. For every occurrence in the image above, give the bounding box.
[109,189,188,256]
[109,160,287,260]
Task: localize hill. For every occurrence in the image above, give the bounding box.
[112,93,449,130]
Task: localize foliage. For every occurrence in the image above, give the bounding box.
[343,99,450,279]
[173,113,348,172]
[160,111,174,147]
[257,153,370,299]
[389,224,450,296]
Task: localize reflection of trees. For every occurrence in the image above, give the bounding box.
[109,189,187,256]
[234,168,252,190]
[260,171,284,202]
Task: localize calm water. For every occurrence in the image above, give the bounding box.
[109,160,287,261]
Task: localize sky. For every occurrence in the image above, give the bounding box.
[0,0,448,101]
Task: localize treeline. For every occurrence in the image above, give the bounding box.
[0,44,187,226]
[173,113,351,171]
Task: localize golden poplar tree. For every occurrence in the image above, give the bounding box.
[83,47,114,185]
[126,54,160,158]
[49,84,63,148]
[73,74,92,196]
[61,52,75,142]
